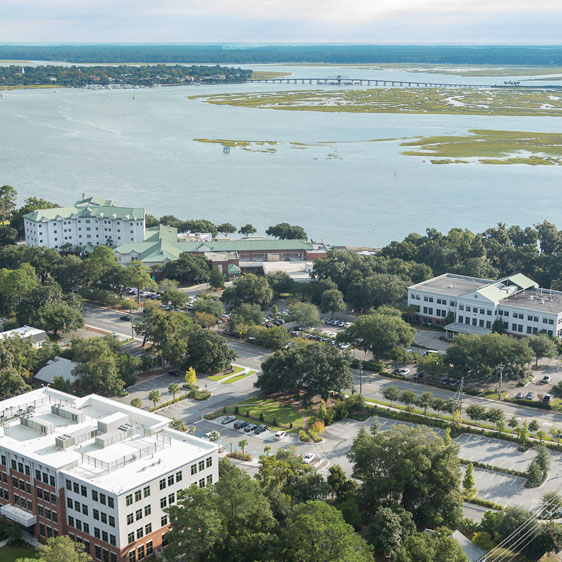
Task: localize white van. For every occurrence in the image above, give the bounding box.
[274,431,286,440]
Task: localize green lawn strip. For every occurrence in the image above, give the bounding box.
[221,371,256,384]
[208,365,246,381]
[486,548,531,562]
[0,545,39,561]
[209,398,311,432]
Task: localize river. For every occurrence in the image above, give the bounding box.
[1,63,561,246]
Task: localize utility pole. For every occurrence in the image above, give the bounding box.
[497,363,505,401]
[452,377,464,425]
[358,360,363,396]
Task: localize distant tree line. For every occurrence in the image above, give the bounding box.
[0,64,251,88]
[0,45,561,65]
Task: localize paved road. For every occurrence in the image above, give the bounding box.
[352,369,562,429]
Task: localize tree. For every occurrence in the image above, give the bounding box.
[418,392,433,416]
[366,506,415,557]
[551,426,562,445]
[230,303,263,328]
[526,445,551,487]
[383,386,399,405]
[256,326,291,349]
[486,408,505,425]
[221,274,273,308]
[161,288,188,309]
[185,366,197,386]
[209,266,225,290]
[17,534,92,562]
[320,289,346,319]
[552,381,562,398]
[463,462,475,495]
[518,420,530,447]
[508,415,519,429]
[123,261,157,304]
[238,224,256,236]
[537,429,547,443]
[0,185,17,224]
[347,273,406,311]
[395,528,469,562]
[466,404,486,421]
[529,420,540,433]
[186,325,236,374]
[52,376,72,393]
[0,368,31,399]
[193,296,224,318]
[399,390,417,418]
[498,506,536,543]
[238,439,248,457]
[327,465,358,502]
[168,382,179,400]
[148,389,161,408]
[340,308,415,361]
[36,302,84,336]
[170,418,187,432]
[542,491,562,520]
[257,342,352,402]
[0,264,40,316]
[131,398,143,408]
[217,222,236,236]
[163,252,210,284]
[528,333,558,367]
[288,301,320,328]
[282,501,373,562]
[0,225,18,246]
[266,223,307,240]
[348,425,462,528]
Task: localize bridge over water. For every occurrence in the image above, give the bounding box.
[249,77,562,89]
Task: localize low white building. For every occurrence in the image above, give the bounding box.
[34,357,78,387]
[23,196,145,250]
[0,326,47,348]
[0,387,218,562]
[408,273,562,339]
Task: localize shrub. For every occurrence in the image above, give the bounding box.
[463,496,504,511]
[246,409,250,417]
[259,412,265,422]
[311,421,325,434]
[222,406,227,413]
[234,406,239,415]
[309,429,322,443]
[473,531,495,551]
[299,430,311,442]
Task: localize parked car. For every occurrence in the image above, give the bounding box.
[544,394,552,404]
[440,377,450,385]
[542,375,553,383]
[222,415,236,425]
[525,392,535,400]
[234,420,249,430]
[274,430,286,440]
[424,350,439,356]
[413,371,424,380]
[302,453,315,464]
[244,423,257,433]
[393,368,410,376]
[515,392,525,399]
[119,315,132,321]
[254,424,268,434]
[167,369,182,377]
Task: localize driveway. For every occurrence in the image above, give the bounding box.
[414,328,450,352]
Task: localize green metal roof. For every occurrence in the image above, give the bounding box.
[228,263,241,273]
[24,205,145,222]
[473,273,538,304]
[75,196,113,207]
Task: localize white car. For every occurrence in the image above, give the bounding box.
[302,453,315,464]
[543,375,553,383]
[274,430,286,440]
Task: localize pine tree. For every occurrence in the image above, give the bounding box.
[463,462,476,496]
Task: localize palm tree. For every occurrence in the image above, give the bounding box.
[550,426,562,445]
[537,430,547,444]
[263,445,272,456]
[130,398,143,409]
[238,439,248,457]
[168,383,179,400]
[148,390,161,408]
[496,420,505,434]
[170,418,186,432]
[418,392,433,416]
[400,390,417,418]
[208,431,220,443]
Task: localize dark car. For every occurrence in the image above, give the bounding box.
[244,423,257,433]
[544,394,552,404]
[515,392,525,399]
[233,420,249,430]
[167,369,182,377]
[413,371,424,380]
[119,315,132,321]
[254,424,268,434]
[440,377,450,385]
[525,392,535,400]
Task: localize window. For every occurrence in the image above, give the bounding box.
[129,551,136,562]
[206,457,212,468]
[137,545,145,561]
[39,523,45,536]
[145,523,152,534]
[93,509,99,521]
[162,533,168,547]
[199,479,205,488]
[127,513,134,525]
[198,461,204,472]
[486,321,491,329]
[103,549,109,562]
[191,465,197,476]
[160,497,167,509]
[46,508,51,520]
[94,528,100,539]
[38,488,44,500]
[92,490,98,502]
[135,490,142,502]
[101,512,107,524]
[83,522,89,534]
[76,519,82,531]
[84,541,90,554]
[102,530,108,543]
[75,501,81,512]
[99,493,106,505]
[73,482,79,493]
[52,512,58,523]
[136,528,143,540]
[168,475,174,486]
[175,471,182,482]
[110,534,116,546]
[83,504,88,516]
[144,505,151,517]
[527,326,533,334]
[466,306,471,312]
[459,304,464,311]
[68,516,74,527]
[161,515,168,526]
[206,475,213,486]
[512,323,517,331]
[50,476,55,487]
[168,493,175,505]
[66,479,72,491]
[95,546,102,560]
[111,554,116,562]
[136,509,142,521]
[143,486,150,498]
[109,515,115,527]
[51,493,56,504]
[146,541,153,556]
[128,532,135,544]
[126,494,133,506]
[108,497,114,509]
[159,479,166,490]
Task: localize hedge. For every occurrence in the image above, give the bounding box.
[148,395,188,412]
[460,458,528,479]
[463,496,504,511]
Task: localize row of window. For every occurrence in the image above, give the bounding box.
[12,493,32,512]
[36,487,58,505]
[128,540,154,561]
[39,523,58,540]
[125,485,152,506]
[68,534,118,562]
[458,316,492,329]
[159,471,183,490]
[127,523,153,544]
[12,476,31,494]
[37,504,58,522]
[65,479,115,508]
[68,517,116,545]
[127,505,151,524]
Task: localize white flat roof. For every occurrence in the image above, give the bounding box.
[409,273,492,298]
[0,388,217,494]
[0,326,46,340]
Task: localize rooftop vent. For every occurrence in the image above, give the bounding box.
[20,416,54,435]
[95,423,135,448]
[97,413,129,434]
[51,404,84,424]
[55,426,97,450]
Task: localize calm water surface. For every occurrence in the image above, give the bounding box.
[1,64,561,246]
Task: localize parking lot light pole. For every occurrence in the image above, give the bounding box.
[497,363,505,401]
[358,360,363,396]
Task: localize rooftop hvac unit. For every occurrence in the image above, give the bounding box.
[55,426,98,450]
[95,423,135,448]
[97,412,129,434]
[51,404,85,424]
[20,416,55,435]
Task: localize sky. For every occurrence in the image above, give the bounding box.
[2,0,562,43]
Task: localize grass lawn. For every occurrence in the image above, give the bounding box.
[487,547,531,561]
[212,397,312,432]
[221,371,256,384]
[208,365,247,381]
[0,545,39,561]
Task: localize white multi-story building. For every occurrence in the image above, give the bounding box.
[0,387,218,562]
[23,196,145,250]
[408,273,562,339]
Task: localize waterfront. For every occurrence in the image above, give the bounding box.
[1,64,561,246]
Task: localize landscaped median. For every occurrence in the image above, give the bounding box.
[208,365,256,384]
